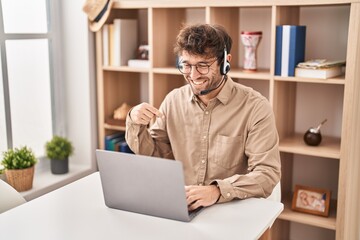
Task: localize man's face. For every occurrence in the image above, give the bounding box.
[179,51,223,96]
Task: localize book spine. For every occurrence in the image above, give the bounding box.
[120,19,138,66]
[288,26,306,76]
[281,25,290,77]
[113,19,121,66]
[108,24,114,66]
[102,24,109,66]
[275,26,283,76]
[104,132,125,150]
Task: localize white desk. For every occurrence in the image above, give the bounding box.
[0,172,283,240]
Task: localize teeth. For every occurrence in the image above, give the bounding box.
[192,80,206,85]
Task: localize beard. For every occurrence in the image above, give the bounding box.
[186,73,223,96]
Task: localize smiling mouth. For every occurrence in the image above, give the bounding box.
[190,79,207,86]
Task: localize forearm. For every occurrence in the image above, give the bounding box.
[125,114,173,159]
[213,164,281,203]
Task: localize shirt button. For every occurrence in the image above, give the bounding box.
[201,160,205,164]
[203,136,207,139]
[198,183,203,186]
[205,111,209,114]
[226,193,231,198]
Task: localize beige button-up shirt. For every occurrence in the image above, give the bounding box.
[126,77,281,203]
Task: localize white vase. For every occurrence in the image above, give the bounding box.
[240,31,262,72]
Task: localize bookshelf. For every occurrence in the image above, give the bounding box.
[94,1,360,239]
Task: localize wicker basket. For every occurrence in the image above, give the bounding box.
[5,166,35,192]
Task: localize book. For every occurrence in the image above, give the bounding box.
[102,24,109,66]
[297,59,345,69]
[113,19,138,66]
[295,66,343,79]
[104,132,125,151]
[108,23,114,66]
[274,26,283,76]
[128,59,150,68]
[281,25,291,76]
[275,25,306,76]
[288,26,306,76]
[115,141,134,153]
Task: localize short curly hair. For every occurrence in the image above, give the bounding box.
[174,24,232,64]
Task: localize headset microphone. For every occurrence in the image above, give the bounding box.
[199,75,227,95]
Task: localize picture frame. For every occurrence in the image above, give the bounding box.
[291,185,331,217]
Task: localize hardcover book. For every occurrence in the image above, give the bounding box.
[113,19,138,66]
[295,66,343,79]
[275,25,306,76]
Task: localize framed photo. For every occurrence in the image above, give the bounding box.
[292,185,331,217]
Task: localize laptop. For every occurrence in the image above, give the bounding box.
[96,149,203,222]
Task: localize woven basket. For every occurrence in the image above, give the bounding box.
[5,166,35,192]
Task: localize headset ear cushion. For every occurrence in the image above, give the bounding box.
[220,61,231,75]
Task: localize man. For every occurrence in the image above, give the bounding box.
[126,24,281,211]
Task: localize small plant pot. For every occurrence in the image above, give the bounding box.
[5,166,35,192]
[51,158,69,174]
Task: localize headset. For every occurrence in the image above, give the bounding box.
[221,47,231,75]
[211,25,231,76]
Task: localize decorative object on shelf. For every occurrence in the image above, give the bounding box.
[137,44,149,60]
[303,119,327,146]
[82,0,115,32]
[295,59,345,79]
[240,31,262,72]
[113,102,132,120]
[275,25,306,76]
[1,146,37,192]
[128,44,150,68]
[292,185,331,217]
[45,136,74,174]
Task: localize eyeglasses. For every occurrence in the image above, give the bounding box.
[177,59,217,75]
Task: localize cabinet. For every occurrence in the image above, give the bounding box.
[95,1,360,239]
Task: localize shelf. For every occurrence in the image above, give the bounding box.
[103,65,150,73]
[229,68,271,80]
[279,193,337,230]
[274,75,345,85]
[104,123,126,131]
[152,67,271,80]
[279,134,340,159]
[95,2,360,239]
[153,67,181,75]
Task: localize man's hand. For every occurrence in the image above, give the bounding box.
[129,102,163,125]
[185,185,221,211]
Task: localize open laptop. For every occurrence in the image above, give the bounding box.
[96,149,203,222]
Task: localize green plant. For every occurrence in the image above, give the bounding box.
[1,146,37,170]
[45,136,74,160]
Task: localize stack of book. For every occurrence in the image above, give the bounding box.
[275,25,306,77]
[295,59,345,79]
[105,132,133,154]
[102,19,138,66]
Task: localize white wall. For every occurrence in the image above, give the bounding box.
[60,0,97,169]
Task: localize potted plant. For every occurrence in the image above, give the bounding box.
[1,146,37,192]
[45,136,74,174]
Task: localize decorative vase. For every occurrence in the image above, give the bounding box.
[240,31,262,72]
[51,158,69,174]
[5,166,35,192]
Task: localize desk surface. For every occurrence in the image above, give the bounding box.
[0,172,283,240]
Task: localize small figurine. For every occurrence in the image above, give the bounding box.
[113,103,132,120]
[303,119,327,146]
